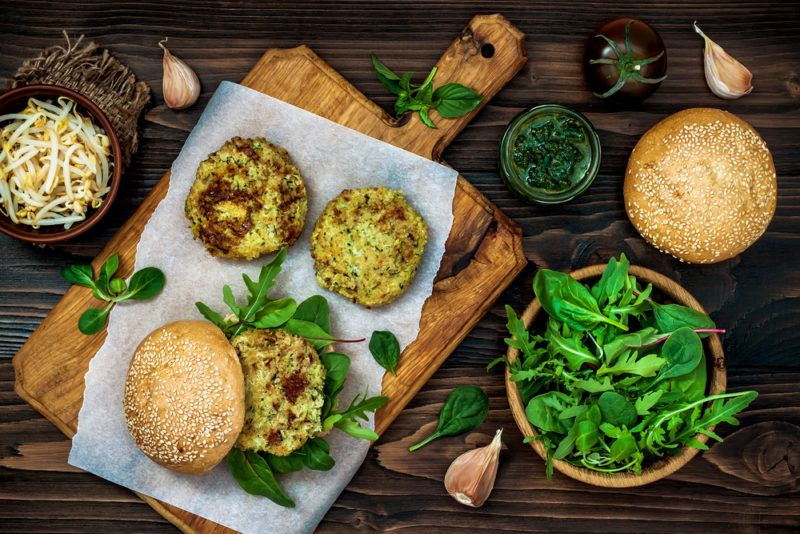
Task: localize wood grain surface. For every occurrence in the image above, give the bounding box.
[1,1,799,533]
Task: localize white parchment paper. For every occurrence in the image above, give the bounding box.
[69,81,458,534]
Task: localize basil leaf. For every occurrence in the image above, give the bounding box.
[418,107,436,128]
[301,437,335,471]
[371,53,402,95]
[597,391,637,428]
[534,269,628,332]
[62,263,95,288]
[122,267,165,301]
[416,67,437,105]
[655,327,703,384]
[432,83,482,118]
[249,297,296,329]
[78,303,113,335]
[227,449,294,507]
[408,385,489,451]
[265,451,303,474]
[293,295,330,334]
[369,330,400,374]
[651,302,715,333]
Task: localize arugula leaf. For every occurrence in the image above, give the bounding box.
[250,297,296,329]
[369,330,401,374]
[634,390,664,415]
[571,377,614,393]
[597,350,664,377]
[301,438,335,471]
[195,301,227,329]
[548,330,600,371]
[591,254,629,306]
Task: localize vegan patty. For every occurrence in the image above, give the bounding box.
[185,136,307,259]
[231,328,325,456]
[311,186,428,307]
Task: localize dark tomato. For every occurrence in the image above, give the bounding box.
[584,18,667,102]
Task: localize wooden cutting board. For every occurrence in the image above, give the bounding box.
[13,14,527,533]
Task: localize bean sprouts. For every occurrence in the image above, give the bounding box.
[0,97,113,229]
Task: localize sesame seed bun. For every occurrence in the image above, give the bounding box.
[123,320,244,474]
[625,108,776,264]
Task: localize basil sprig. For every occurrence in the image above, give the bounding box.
[497,254,757,477]
[408,385,489,451]
[198,250,387,508]
[62,253,165,335]
[371,54,482,128]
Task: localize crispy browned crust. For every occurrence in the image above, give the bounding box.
[185,136,307,259]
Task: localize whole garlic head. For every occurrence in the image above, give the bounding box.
[443,428,503,508]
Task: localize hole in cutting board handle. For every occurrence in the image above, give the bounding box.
[481,43,495,58]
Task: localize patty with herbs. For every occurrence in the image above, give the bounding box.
[231,328,326,456]
[311,186,428,307]
[185,136,307,259]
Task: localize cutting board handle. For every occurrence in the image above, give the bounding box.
[401,14,526,161]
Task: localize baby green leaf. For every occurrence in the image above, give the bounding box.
[591,254,629,306]
[122,267,166,301]
[62,263,95,288]
[78,303,113,335]
[548,330,600,371]
[293,295,331,334]
[575,420,599,452]
[609,431,637,462]
[369,330,401,374]
[655,327,702,384]
[571,377,614,393]
[227,449,294,508]
[597,350,664,378]
[634,390,664,415]
[651,302,715,333]
[409,385,489,451]
[301,438,335,471]
[534,269,628,332]
[250,298,296,329]
[597,391,637,428]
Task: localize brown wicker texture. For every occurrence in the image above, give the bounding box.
[505,264,726,487]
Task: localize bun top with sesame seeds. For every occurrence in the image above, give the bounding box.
[624,108,776,264]
[123,320,245,475]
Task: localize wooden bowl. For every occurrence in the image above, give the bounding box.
[0,84,122,244]
[505,263,726,487]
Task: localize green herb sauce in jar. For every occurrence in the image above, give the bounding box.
[499,105,601,204]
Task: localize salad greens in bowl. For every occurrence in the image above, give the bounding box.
[498,255,757,487]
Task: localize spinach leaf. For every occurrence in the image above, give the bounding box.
[597,391,637,427]
[534,269,628,332]
[283,319,334,349]
[293,295,331,334]
[408,385,489,451]
[651,302,716,333]
[265,452,303,474]
[547,330,600,371]
[602,327,660,364]
[654,327,702,384]
[369,330,401,375]
[227,449,294,508]
[301,438,335,471]
[320,352,350,403]
[575,420,599,452]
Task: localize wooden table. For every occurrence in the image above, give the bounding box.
[1,1,798,532]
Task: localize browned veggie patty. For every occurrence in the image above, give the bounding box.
[311,186,428,307]
[185,136,307,259]
[231,328,325,456]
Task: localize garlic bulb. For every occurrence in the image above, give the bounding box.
[444,428,502,508]
[159,38,201,110]
[693,22,753,99]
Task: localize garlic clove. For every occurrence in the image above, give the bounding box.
[693,22,753,99]
[444,428,502,508]
[159,38,201,110]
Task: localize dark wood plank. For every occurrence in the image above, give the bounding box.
[1,0,799,532]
